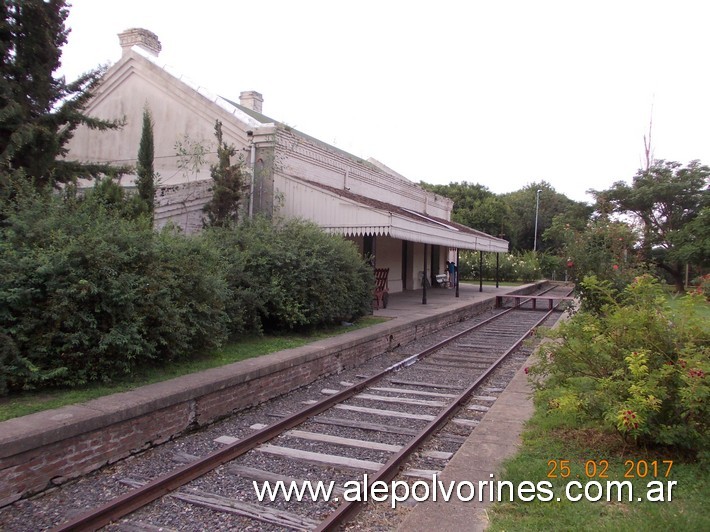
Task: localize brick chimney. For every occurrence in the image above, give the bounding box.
[118,28,162,57]
[239,91,263,114]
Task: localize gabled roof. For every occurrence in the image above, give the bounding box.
[221,96,391,174]
[128,46,266,129]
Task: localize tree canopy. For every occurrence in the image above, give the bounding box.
[421,181,510,239]
[0,0,123,189]
[593,160,710,291]
[423,180,593,252]
[500,182,592,252]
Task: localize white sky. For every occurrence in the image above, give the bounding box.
[59,0,710,203]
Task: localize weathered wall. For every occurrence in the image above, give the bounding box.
[154,179,212,233]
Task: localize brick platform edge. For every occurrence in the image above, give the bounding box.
[0,284,546,507]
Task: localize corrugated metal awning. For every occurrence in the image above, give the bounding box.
[284,175,509,253]
[324,216,507,252]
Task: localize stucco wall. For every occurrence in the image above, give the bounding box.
[375,236,404,292]
[65,50,252,188]
[275,128,452,220]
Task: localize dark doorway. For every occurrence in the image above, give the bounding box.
[364,235,375,265]
[430,245,441,285]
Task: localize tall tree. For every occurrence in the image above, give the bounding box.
[501,182,592,252]
[0,0,123,190]
[420,181,511,239]
[594,160,710,291]
[135,106,156,217]
[203,120,247,227]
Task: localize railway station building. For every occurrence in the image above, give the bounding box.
[65,28,508,294]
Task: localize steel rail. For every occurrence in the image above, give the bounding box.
[52,291,561,531]
[315,286,574,531]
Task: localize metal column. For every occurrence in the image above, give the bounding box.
[422,244,427,305]
[479,250,483,292]
[455,249,460,297]
[496,252,500,288]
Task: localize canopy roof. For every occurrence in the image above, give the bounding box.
[290,176,509,253]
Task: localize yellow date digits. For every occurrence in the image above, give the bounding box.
[547,459,673,479]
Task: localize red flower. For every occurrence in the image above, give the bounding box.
[613,264,619,270]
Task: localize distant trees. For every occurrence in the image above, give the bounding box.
[593,160,710,292]
[500,182,593,253]
[422,182,511,239]
[423,180,593,253]
[0,0,124,190]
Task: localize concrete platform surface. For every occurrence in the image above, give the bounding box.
[373,282,520,321]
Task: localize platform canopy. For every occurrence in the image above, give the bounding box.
[286,177,509,253]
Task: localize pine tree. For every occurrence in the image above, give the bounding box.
[135,106,156,217]
[0,0,124,190]
[203,120,247,227]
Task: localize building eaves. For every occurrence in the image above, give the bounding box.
[291,175,508,248]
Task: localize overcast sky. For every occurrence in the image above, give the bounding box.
[58,0,710,203]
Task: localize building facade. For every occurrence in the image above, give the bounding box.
[65,28,508,293]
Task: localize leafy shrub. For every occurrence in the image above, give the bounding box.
[217,217,373,331]
[0,188,373,395]
[0,186,229,393]
[696,274,710,300]
[531,275,709,455]
[460,250,542,282]
[554,219,645,292]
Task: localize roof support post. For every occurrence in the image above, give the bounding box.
[422,243,427,305]
[455,249,460,298]
[496,252,500,288]
[479,250,483,292]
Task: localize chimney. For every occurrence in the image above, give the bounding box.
[118,28,162,57]
[239,91,263,114]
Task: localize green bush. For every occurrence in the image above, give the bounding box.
[460,250,543,282]
[0,186,229,393]
[217,217,373,331]
[0,188,373,395]
[531,275,709,456]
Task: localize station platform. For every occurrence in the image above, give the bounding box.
[373,281,518,320]
[0,281,551,519]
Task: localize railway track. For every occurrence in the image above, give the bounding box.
[2,285,573,531]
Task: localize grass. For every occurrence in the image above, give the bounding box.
[487,405,709,531]
[666,291,710,323]
[487,290,709,530]
[0,316,387,422]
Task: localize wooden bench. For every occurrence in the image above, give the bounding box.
[373,268,390,309]
[434,273,448,287]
